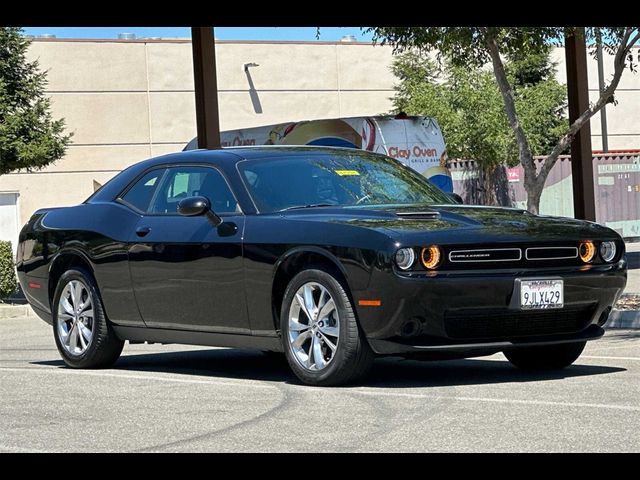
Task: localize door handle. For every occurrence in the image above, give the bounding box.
[135,226,151,237]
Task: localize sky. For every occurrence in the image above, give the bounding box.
[21,27,374,42]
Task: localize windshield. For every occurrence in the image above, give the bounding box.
[237,151,452,213]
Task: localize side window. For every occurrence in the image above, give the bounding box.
[119,169,165,212]
[150,166,239,215]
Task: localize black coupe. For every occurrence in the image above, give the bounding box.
[16,147,627,386]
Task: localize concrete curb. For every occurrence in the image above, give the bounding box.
[0,304,36,319]
[605,309,640,329]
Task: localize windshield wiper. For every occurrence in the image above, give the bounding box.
[279,203,338,212]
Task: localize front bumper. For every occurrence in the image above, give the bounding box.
[355,260,627,355]
[369,325,605,356]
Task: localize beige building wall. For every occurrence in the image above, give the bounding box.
[1,38,639,232]
[0,38,397,225]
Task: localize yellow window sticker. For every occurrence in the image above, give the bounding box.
[334,170,360,176]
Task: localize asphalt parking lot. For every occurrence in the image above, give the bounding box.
[1,316,639,452]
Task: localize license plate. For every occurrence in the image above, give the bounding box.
[519,279,564,309]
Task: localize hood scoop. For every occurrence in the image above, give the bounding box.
[395,209,441,219]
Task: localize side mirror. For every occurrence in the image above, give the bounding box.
[177,196,210,216]
[177,196,223,226]
[448,192,464,205]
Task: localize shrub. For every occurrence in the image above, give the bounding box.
[0,241,17,300]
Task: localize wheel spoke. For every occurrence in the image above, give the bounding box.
[289,320,309,332]
[68,281,77,309]
[58,312,74,322]
[63,323,73,345]
[307,336,316,368]
[295,293,313,324]
[78,327,87,349]
[292,330,311,350]
[78,300,92,313]
[61,296,74,316]
[78,321,92,343]
[320,332,337,352]
[74,282,84,310]
[317,299,335,324]
[58,322,69,342]
[317,287,330,310]
[303,284,316,315]
[312,335,326,369]
[319,324,339,339]
[82,309,94,320]
[67,323,79,350]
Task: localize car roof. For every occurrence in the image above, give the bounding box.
[87,146,379,204]
[192,145,377,161]
[126,145,377,168]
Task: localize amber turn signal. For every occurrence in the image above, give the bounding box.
[421,245,442,269]
[358,299,382,307]
[579,241,596,263]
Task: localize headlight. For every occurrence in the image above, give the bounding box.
[600,241,617,262]
[579,241,596,263]
[395,248,416,270]
[421,245,442,269]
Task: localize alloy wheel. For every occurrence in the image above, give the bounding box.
[287,282,340,371]
[57,279,94,356]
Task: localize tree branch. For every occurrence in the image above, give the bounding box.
[485,35,536,186]
[538,27,637,183]
[627,30,640,53]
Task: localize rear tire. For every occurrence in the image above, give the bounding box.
[504,341,586,371]
[280,267,374,386]
[52,268,124,368]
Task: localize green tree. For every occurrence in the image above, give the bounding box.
[367,27,640,214]
[0,27,71,175]
[0,241,17,300]
[392,47,567,206]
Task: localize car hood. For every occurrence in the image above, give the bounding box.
[281,205,619,245]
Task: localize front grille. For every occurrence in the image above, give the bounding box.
[525,246,578,260]
[444,303,596,340]
[439,243,587,270]
[448,248,522,263]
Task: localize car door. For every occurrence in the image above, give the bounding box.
[125,164,248,333]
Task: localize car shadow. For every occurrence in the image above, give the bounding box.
[364,356,624,388]
[31,347,626,388]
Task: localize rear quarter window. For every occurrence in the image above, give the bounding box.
[119,169,165,212]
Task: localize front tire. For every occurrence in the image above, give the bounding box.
[280,267,374,386]
[504,341,586,371]
[52,268,124,368]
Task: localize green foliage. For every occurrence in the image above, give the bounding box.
[0,27,71,175]
[391,47,567,168]
[0,241,17,300]
[367,27,634,68]
[362,27,638,212]
[507,47,568,158]
[369,27,559,68]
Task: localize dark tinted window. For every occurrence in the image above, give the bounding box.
[238,151,451,213]
[150,166,239,215]
[120,169,165,212]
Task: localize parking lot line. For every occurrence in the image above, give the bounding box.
[581,355,640,361]
[0,366,275,390]
[586,343,640,352]
[347,390,640,412]
[2,363,639,414]
[0,444,48,453]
